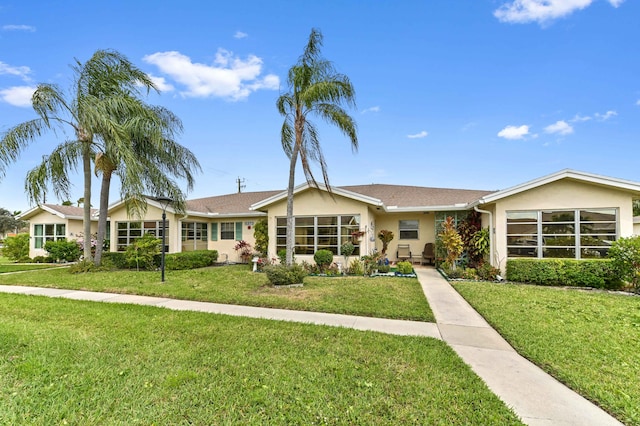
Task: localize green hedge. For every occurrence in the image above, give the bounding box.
[506,258,622,289]
[102,250,219,270]
[164,250,219,270]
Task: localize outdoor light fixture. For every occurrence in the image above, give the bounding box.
[155,196,173,282]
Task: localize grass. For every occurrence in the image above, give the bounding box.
[0,265,434,322]
[453,281,640,425]
[0,264,61,273]
[0,293,522,425]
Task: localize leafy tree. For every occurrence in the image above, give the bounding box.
[2,234,29,261]
[253,219,269,257]
[125,233,160,271]
[276,28,358,265]
[0,208,22,236]
[608,236,640,292]
[0,49,157,261]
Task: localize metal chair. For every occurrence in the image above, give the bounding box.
[396,244,412,262]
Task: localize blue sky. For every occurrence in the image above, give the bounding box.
[0,0,638,213]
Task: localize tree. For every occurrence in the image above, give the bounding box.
[608,236,640,292]
[0,208,21,236]
[0,49,157,260]
[2,234,29,261]
[276,28,358,265]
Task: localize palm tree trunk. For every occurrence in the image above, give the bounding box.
[285,144,299,266]
[94,169,112,265]
[82,147,92,261]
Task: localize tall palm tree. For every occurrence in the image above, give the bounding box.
[0,50,156,260]
[276,28,358,265]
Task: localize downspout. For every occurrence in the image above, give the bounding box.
[474,205,494,267]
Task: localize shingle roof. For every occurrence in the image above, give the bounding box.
[339,184,495,208]
[186,190,282,215]
[43,204,98,218]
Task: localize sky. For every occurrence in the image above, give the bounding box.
[0,0,638,213]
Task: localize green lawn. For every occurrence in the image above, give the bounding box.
[453,282,640,425]
[0,293,522,425]
[0,265,434,322]
[0,264,62,273]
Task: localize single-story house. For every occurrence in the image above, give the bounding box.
[21,169,640,272]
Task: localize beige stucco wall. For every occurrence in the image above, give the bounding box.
[373,212,436,262]
[208,217,259,263]
[486,179,635,273]
[26,210,97,258]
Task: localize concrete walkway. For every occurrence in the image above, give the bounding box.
[0,271,624,425]
[415,267,622,426]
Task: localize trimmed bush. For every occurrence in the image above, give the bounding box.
[264,263,307,286]
[101,252,128,269]
[44,240,81,262]
[313,249,334,272]
[164,250,219,270]
[506,258,622,289]
[396,261,414,275]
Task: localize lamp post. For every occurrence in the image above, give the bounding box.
[155,196,173,282]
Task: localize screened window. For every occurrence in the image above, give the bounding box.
[399,220,419,240]
[116,221,167,252]
[220,222,235,240]
[276,215,361,255]
[506,209,617,259]
[181,222,208,251]
[34,224,66,249]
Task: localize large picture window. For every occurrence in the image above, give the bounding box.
[34,224,66,249]
[116,221,167,252]
[276,215,361,255]
[507,209,617,259]
[181,222,208,251]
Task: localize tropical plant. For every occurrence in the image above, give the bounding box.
[253,219,269,257]
[234,240,253,263]
[0,50,157,260]
[277,28,358,265]
[439,216,463,270]
[1,233,29,260]
[377,230,394,255]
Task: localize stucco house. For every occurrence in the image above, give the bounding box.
[21,169,640,272]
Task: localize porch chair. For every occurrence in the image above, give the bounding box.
[396,244,412,262]
[422,242,435,266]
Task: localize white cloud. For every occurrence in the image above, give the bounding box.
[234,31,248,39]
[595,110,617,121]
[0,61,32,81]
[0,85,36,107]
[2,24,36,32]
[636,99,640,106]
[608,0,625,7]
[497,124,530,140]
[407,130,428,139]
[570,114,591,122]
[147,74,174,92]
[143,49,279,101]
[494,0,594,24]
[544,120,574,135]
[361,106,380,114]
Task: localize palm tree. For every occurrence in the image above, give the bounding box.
[0,49,156,260]
[276,28,358,265]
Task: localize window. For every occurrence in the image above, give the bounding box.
[276,215,361,255]
[399,220,419,239]
[181,222,208,251]
[34,224,66,249]
[220,222,235,240]
[506,209,617,259]
[116,221,167,252]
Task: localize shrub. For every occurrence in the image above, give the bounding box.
[125,233,161,271]
[32,255,54,264]
[234,240,253,263]
[506,258,621,289]
[164,250,219,270]
[477,262,501,281]
[608,236,640,291]
[277,249,294,265]
[2,233,29,261]
[340,242,355,257]
[462,268,478,280]
[396,261,413,275]
[314,249,334,272]
[101,252,128,269]
[253,219,269,257]
[264,263,307,286]
[377,264,391,273]
[44,239,81,262]
[438,217,463,269]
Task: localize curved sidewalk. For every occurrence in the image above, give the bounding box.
[415,267,622,426]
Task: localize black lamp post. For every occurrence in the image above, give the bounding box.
[155,196,173,282]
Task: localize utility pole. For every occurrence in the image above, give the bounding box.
[237,177,246,193]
